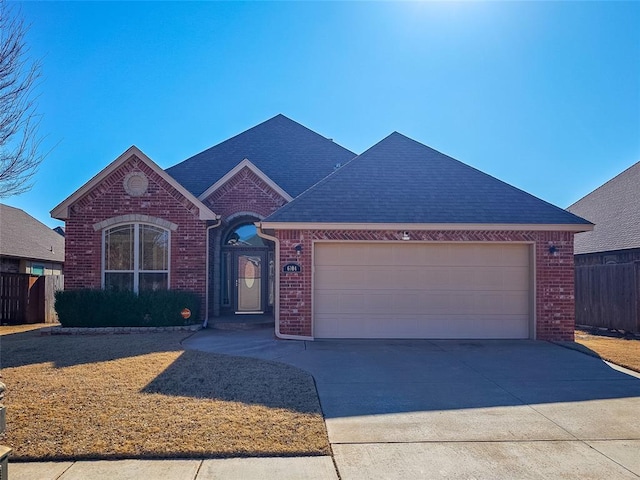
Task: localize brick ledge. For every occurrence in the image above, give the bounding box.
[40,325,202,335]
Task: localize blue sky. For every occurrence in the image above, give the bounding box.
[4,1,639,227]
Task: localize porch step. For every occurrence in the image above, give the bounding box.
[209,315,275,331]
[211,321,275,331]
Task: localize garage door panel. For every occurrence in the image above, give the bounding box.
[314,267,364,289]
[390,244,423,265]
[337,293,366,313]
[500,291,530,313]
[468,291,529,315]
[500,244,530,266]
[501,267,530,290]
[313,243,531,339]
[314,314,530,339]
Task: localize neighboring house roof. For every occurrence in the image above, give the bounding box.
[568,160,640,254]
[165,114,356,198]
[51,146,218,221]
[0,204,65,263]
[263,132,593,229]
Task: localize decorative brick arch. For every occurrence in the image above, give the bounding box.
[93,214,179,232]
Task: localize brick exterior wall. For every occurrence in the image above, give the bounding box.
[63,155,208,317]
[202,166,288,220]
[63,153,577,339]
[275,229,576,341]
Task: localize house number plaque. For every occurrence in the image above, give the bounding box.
[282,263,302,273]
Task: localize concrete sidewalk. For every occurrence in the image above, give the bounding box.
[10,456,339,480]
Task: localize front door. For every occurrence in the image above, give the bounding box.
[220,222,273,316]
[236,253,264,313]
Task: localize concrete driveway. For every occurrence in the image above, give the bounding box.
[184,328,640,479]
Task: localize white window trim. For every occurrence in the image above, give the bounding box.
[102,222,171,293]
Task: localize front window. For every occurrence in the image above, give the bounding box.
[103,224,169,292]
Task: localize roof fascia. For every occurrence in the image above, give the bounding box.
[198,158,294,202]
[51,146,219,221]
[258,222,594,233]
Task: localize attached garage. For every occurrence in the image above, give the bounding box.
[313,242,533,339]
[261,130,592,341]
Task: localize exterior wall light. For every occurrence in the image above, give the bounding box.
[549,245,558,255]
[294,244,303,254]
[402,231,410,241]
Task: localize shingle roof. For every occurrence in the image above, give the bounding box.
[568,161,640,254]
[264,132,592,226]
[0,204,65,263]
[165,114,356,198]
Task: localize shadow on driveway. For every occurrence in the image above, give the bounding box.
[183,329,640,418]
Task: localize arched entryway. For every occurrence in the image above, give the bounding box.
[218,219,275,316]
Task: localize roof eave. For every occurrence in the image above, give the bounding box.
[259,222,595,233]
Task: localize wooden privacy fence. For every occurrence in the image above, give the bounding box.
[0,273,64,325]
[575,262,640,333]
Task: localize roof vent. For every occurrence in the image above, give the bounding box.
[333,162,342,171]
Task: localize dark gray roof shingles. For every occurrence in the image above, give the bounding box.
[568,161,640,254]
[165,114,356,198]
[0,204,65,262]
[265,132,593,226]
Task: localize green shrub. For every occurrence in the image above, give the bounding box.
[54,289,202,327]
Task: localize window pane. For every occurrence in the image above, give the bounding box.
[139,225,168,271]
[105,225,134,270]
[32,264,45,276]
[225,224,266,246]
[222,252,231,306]
[105,272,134,291]
[268,252,274,307]
[139,273,168,291]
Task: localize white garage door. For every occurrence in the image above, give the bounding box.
[313,243,532,339]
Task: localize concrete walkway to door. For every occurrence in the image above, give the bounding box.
[184,328,640,480]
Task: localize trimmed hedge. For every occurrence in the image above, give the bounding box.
[54,289,202,328]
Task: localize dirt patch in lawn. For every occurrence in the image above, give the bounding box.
[570,328,640,373]
[0,331,329,460]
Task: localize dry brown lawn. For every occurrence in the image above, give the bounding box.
[0,323,57,336]
[573,328,640,373]
[0,329,329,460]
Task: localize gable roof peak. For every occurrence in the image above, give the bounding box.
[263,132,592,229]
[166,115,356,198]
[51,146,218,221]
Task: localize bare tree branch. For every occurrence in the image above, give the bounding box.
[0,0,43,198]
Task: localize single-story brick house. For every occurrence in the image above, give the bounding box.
[52,115,592,341]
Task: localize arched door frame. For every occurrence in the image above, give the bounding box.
[211,213,274,317]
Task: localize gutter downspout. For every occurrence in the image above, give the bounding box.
[203,216,222,328]
[256,223,313,341]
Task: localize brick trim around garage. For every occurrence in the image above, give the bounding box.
[275,229,575,341]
